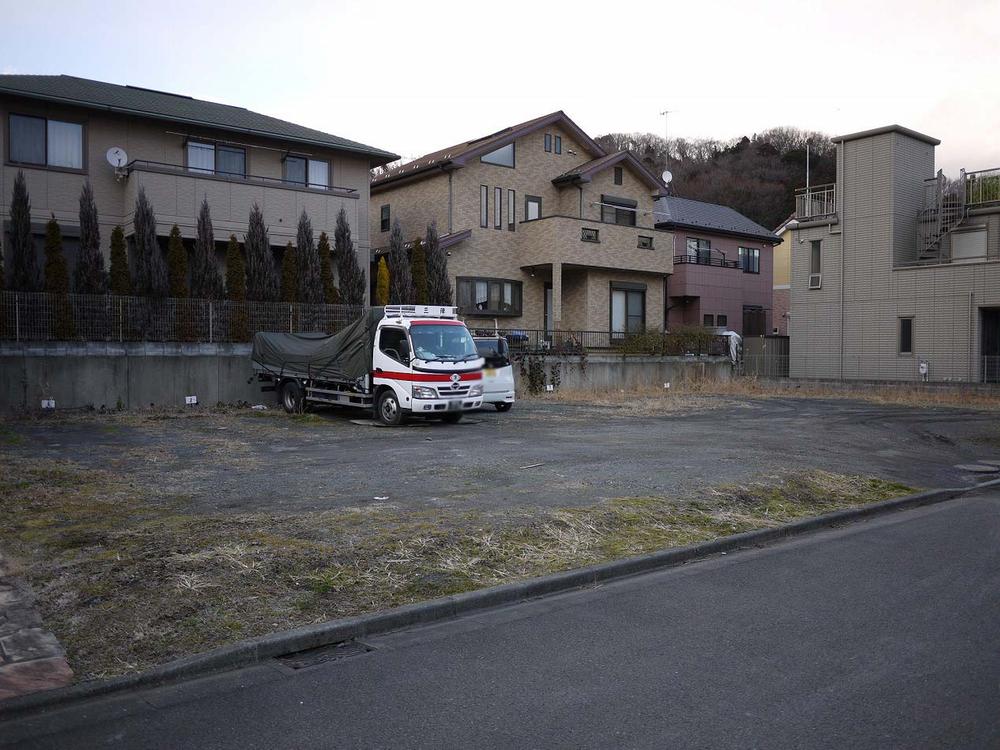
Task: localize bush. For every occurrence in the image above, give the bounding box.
[375,256,390,305]
[43,216,74,339]
[109,226,131,296]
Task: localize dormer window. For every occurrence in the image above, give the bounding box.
[481,142,515,168]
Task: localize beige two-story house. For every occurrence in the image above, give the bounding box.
[370,112,673,336]
[1,75,398,294]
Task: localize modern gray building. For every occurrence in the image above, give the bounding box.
[789,124,1000,382]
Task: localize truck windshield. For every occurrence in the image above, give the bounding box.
[475,338,509,367]
[410,325,479,362]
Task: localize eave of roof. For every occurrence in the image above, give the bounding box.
[0,75,400,165]
[832,124,940,147]
[656,219,782,245]
[553,150,668,196]
[371,110,606,192]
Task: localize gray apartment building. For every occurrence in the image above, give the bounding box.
[790,124,1000,382]
[0,75,397,295]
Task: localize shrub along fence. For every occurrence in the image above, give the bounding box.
[467,326,730,357]
[0,291,364,343]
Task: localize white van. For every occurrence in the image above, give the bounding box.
[474,335,515,412]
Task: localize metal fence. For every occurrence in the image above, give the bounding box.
[466,327,729,357]
[0,291,364,343]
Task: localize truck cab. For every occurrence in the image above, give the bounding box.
[473,335,516,412]
[372,306,485,425]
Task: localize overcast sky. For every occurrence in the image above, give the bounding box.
[3,0,998,177]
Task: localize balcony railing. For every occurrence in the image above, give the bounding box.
[673,254,739,269]
[795,183,837,219]
[965,168,1000,207]
[126,160,359,197]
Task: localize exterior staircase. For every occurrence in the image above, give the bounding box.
[916,169,966,263]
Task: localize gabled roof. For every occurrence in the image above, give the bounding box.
[654,196,781,245]
[552,150,669,196]
[773,214,798,235]
[0,74,399,165]
[371,111,605,191]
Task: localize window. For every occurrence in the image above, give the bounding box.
[9,114,83,169]
[216,145,246,177]
[380,205,390,233]
[686,237,711,264]
[456,277,523,316]
[378,327,409,363]
[611,284,645,336]
[554,136,562,154]
[282,155,328,188]
[187,141,215,174]
[704,314,715,327]
[717,314,728,327]
[525,195,541,221]
[494,187,502,229]
[308,160,329,189]
[481,142,515,168]
[582,227,599,243]
[739,246,760,274]
[480,185,489,227]
[614,166,623,185]
[899,317,913,355]
[284,156,307,185]
[601,195,637,226]
[508,189,516,231]
[809,240,822,288]
[544,133,552,152]
[637,235,654,249]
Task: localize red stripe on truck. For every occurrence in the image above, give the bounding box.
[374,371,483,382]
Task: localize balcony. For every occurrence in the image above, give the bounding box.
[794,184,837,220]
[515,215,672,275]
[965,168,1000,207]
[123,160,361,242]
[673,254,739,269]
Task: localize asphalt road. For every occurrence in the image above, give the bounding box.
[4,490,999,749]
[9,397,1000,513]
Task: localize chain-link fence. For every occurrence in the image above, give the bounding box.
[0,291,364,343]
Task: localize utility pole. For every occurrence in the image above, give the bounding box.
[805,139,811,191]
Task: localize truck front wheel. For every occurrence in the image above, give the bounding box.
[376,390,405,426]
[281,380,305,414]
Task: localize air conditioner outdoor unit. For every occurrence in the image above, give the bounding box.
[808,273,822,289]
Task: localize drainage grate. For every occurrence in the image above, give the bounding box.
[275,640,374,670]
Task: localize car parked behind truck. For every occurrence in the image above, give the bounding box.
[473,335,515,411]
[252,306,485,425]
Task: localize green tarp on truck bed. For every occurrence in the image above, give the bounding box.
[251,308,383,385]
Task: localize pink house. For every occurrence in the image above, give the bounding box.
[655,197,781,336]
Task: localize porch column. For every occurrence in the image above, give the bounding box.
[551,262,563,331]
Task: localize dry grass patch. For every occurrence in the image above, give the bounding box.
[0,455,909,683]
[530,379,1000,411]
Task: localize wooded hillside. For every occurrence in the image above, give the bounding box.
[595,128,837,232]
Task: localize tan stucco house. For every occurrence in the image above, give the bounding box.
[369,112,673,336]
[1,75,398,296]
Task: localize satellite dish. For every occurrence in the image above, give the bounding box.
[106,146,128,168]
[661,170,673,184]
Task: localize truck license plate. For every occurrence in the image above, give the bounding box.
[484,368,496,376]
[448,400,461,411]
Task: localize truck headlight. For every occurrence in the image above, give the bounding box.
[468,384,483,397]
[412,385,437,399]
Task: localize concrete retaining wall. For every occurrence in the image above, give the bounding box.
[511,354,733,392]
[0,345,734,412]
[0,342,260,412]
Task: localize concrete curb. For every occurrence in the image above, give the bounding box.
[2,480,994,720]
